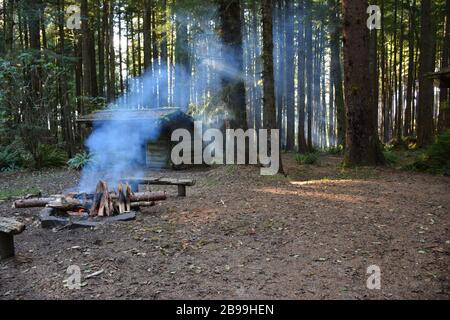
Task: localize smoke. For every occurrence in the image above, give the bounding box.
[76,5,248,192]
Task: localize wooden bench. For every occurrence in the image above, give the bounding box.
[0,217,26,260]
[121,177,195,197]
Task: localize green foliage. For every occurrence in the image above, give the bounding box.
[325,145,343,155]
[384,143,395,152]
[35,144,68,168]
[0,187,41,200]
[403,130,450,174]
[0,144,22,171]
[0,139,33,171]
[67,152,92,170]
[295,152,319,165]
[426,130,450,168]
[383,150,399,166]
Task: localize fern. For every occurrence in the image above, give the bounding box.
[67,151,93,170]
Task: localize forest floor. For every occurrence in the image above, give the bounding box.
[0,154,449,300]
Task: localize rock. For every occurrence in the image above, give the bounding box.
[39,208,136,229]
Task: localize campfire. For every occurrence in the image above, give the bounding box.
[12,180,167,228]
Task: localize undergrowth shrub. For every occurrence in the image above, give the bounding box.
[0,139,32,171]
[325,145,343,155]
[67,151,92,170]
[34,144,68,168]
[295,152,319,165]
[403,130,450,174]
[383,150,399,166]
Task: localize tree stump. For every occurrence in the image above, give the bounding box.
[0,217,26,260]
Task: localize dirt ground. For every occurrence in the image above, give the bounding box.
[0,154,449,300]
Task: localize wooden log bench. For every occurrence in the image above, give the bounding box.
[0,217,26,260]
[121,177,195,197]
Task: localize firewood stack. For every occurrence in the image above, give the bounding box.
[116,182,132,214]
[12,180,167,217]
[90,180,113,217]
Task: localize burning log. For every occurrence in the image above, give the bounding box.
[90,181,113,217]
[117,182,126,214]
[47,198,85,211]
[125,183,132,212]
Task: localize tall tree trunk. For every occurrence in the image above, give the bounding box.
[74,35,83,140]
[252,0,262,131]
[313,27,322,146]
[25,0,44,167]
[329,0,345,147]
[160,0,168,107]
[305,0,313,150]
[108,0,116,102]
[97,0,106,97]
[396,0,405,141]
[342,0,385,166]
[381,0,389,141]
[3,0,14,53]
[143,0,152,71]
[438,0,450,132]
[174,12,190,111]
[297,0,308,153]
[262,0,284,175]
[151,7,159,107]
[58,0,74,156]
[392,0,398,142]
[218,0,247,130]
[285,0,295,150]
[404,0,416,136]
[369,14,379,144]
[118,2,124,95]
[417,0,436,147]
[275,0,285,146]
[81,0,98,102]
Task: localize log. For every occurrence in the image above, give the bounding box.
[12,192,166,209]
[57,201,154,214]
[131,201,155,208]
[13,197,57,208]
[127,191,166,202]
[47,198,85,211]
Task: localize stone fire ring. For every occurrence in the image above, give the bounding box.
[39,208,136,229]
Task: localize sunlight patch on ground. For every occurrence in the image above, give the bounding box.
[254,186,365,204]
[289,179,356,186]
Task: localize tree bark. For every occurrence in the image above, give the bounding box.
[108,0,116,102]
[81,0,97,101]
[174,12,190,111]
[218,0,247,131]
[404,0,416,136]
[143,0,153,71]
[262,0,284,175]
[417,0,436,147]
[305,0,313,150]
[342,0,385,166]
[297,0,308,153]
[285,0,295,151]
[438,0,450,132]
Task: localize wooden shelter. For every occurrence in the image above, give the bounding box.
[77,108,194,168]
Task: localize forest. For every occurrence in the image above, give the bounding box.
[0,0,449,301]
